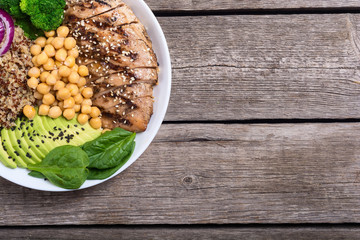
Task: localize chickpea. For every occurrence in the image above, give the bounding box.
[57,88,71,100]
[27,77,39,89]
[48,106,62,119]
[52,37,65,50]
[35,37,46,48]
[31,56,40,67]
[73,93,83,104]
[53,80,65,91]
[28,67,40,78]
[40,72,50,83]
[37,83,51,95]
[45,74,57,85]
[30,44,41,56]
[55,48,67,62]
[36,52,49,65]
[55,61,62,68]
[34,91,43,100]
[77,77,87,87]
[59,65,71,77]
[81,104,91,114]
[77,113,89,125]
[82,98,92,106]
[44,44,56,57]
[57,26,69,38]
[64,37,76,50]
[66,83,79,96]
[63,108,75,120]
[63,97,75,109]
[81,87,93,99]
[78,65,89,77]
[90,106,101,118]
[90,117,102,129]
[43,93,56,105]
[52,100,59,106]
[51,69,61,80]
[64,56,75,68]
[71,64,79,72]
[68,71,80,84]
[38,104,50,116]
[46,37,54,45]
[58,101,64,111]
[43,58,55,71]
[23,105,36,120]
[68,48,79,58]
[45,30,55,38]
[74,104,81,113]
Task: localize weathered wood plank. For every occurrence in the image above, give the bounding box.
[147,0,360,11]
[159,15,360,121]
[1,226,360,240]
[2,123,360,225]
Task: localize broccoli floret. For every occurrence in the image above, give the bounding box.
[0,0,25,19]
[20,0,66,32]
[15,17,44,40]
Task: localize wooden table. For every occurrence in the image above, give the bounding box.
[2,1,360,239]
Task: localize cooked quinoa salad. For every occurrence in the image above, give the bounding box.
[0,26,35,128]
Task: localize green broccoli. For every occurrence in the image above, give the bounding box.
[0,0,24,19]
[20,0,66,32]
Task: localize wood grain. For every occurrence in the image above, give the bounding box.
[146,0,360,11]
[159,14,360,121]
[2,123,360,225]
[0,226,360,240]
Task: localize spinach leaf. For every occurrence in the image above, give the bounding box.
[87,141,135,180]
[82,128,136,170]
[28,145,89,189]
[28,170,46,179]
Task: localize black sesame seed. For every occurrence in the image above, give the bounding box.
[14,151,19,156]
[26,153,32,159]
[41,140,45,144]
[81,128,85,131]
[67,125,70,129]
[17,140,20,144]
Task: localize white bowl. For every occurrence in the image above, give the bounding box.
[0,0,172,191]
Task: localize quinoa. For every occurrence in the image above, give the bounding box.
[0,26,35,128]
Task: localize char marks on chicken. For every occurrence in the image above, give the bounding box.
[65,0,159,132]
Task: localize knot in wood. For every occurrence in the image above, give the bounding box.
[182,176,193,184]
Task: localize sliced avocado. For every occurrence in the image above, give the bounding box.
[14,117,43,164]
[0,135,17,169]
[7,118,37,165]
[30,114,59,155]
[1,127,27,168]
[20,118,46,161]
[0,112,102,169]
[52,116,101,146]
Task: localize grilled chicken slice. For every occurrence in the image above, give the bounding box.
[71,23,157,68]
[100,97,154,132]
[65,0,158,132]
[88,72,158,88]
[85,60,158,83]
[65,0,123,22]
[69,21,153,49]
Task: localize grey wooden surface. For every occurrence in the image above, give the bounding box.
[0,226,360,240]
[2,0,360,239]
[146,0,360,11]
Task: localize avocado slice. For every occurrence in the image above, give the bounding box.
[30,114,59,156]
[7,118,37,165]
[0,135,16,169]
[14,117,44,164]
[1,127,27,168]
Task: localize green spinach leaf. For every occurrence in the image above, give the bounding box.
[87,141,135,180]
[82,128,136,170]
[28,145,89,189]
[28,170,46,179]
